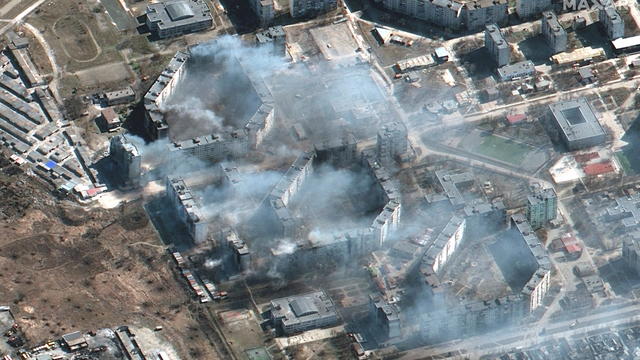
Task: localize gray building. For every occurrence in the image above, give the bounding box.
[109,135,141,188]
[146,0,213,39]
[103,87,135,106]
[485,24,510,67]
[250,0,275,27]
[599,6,624,40]
[225,230,251,272]
[623,232,640,274]
[166,176,209,243]
[269,291,339,335]
[607,194,640,228]
[510,214,552,312]
[548,98,606,151]
[376,121,408,165]
[516,0,551,18]
[290,0,338,18]
[375,0,507,31]
[541,11,567,54]
[370,295,401,339]
[465,0,508,31]
[526,187,557,229]
[497,60,536,81]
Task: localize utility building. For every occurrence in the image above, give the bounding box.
[290,0,337,18]
[269,291,339,335]
[497,60,535,81]
[485,24,510,67]
[548,98,606,151]
[599,6,624,40]
[541,11,567,54]
[526,187,557,229]
[146,0,213,39]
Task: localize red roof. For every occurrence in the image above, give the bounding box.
[86,188,101,197]
[561,234,582,253]
[561,235,579,247]
[506,114,526,124]
[565,244,582,253]
[583,162,615,176]
[574,152,599,163]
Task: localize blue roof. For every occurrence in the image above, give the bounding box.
[44,160,57,169]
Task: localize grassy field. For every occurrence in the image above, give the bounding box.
[474,134,533,165]
[615,151,636,175]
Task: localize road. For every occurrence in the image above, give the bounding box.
[0,0,47,35]
[399,300,640,359]
[21,22,62,102]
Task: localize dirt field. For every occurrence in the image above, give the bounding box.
[0,154,220,359]
[53,16,100,62]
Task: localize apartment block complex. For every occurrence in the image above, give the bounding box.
[290,0,338,18]
[541,11,567,54]
[375,0,507,31]
[485,24,510,67]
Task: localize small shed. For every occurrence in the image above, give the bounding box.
[434,47,450,62]
[578,67,595,84]
[101,107,121,130]
[62,331,88,351]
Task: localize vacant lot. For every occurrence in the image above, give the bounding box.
[27,0,128,73]
[53,16,99,62]
[0,154,221,359]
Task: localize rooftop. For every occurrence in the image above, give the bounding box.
[485,24,508,49]
[549,98,605,142]
[270,291,337,327]
[497,60,535,80]
[146,0,212,31]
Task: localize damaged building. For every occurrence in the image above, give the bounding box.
[268,290,339,335]
[259,134,402,268]
[143,49,275,162]
[108,135,141,188]
[376,121,409,166]
[166,176,209,243]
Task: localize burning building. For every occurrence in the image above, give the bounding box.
[108,134,141,188]
[143,48,275,162]
[259,136,402,270]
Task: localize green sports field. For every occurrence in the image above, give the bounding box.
[473,134,534,165]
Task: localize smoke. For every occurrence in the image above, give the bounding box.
[204,258,222,269]
[162,35,289,142]
[160,97,224,134]
[123,134,211,184]
[273,238,297,255]
[197,169,282,225]
[294,164,383,236]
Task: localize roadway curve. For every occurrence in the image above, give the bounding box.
[22,22,62,102]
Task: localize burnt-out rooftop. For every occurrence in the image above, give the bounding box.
[162,55,267,142]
